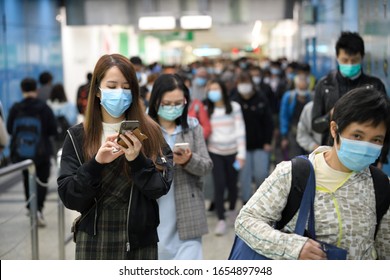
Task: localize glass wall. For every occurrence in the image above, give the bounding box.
[299,0,390,91]
[0,0,63,117]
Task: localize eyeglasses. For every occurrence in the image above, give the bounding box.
[160,99,187,110]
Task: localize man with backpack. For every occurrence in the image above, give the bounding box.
[7,77,57,227]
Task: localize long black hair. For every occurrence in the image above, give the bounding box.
[148,73,190,131]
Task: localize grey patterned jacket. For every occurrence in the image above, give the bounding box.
[171,118,213,240]
[235,146,390,259]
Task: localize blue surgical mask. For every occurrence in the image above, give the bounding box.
[100,88,132,118]
[208,90,222,103]
[158,104,184,121]
[339,63,361,78]
[270,68,281,76]
[194,77,207,87]
[336,136,382,171]
[287,73,295,81]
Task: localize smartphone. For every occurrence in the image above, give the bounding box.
[233,159,241,171]
[173,142,190,155]
[117,120,139,148]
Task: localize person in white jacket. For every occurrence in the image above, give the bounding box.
[296,101,321,153]
[235,86,390,259]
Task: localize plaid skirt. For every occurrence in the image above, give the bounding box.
[75,208,157,260]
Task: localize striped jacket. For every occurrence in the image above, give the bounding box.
[235,146,390,259]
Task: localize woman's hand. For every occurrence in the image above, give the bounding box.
[173,147,192,166]
[118,131,142,161]
[237,158,245,170]
[298,239,327,260]
[95,134,124,164]
[263,143,273,152]
[281,138,289,150]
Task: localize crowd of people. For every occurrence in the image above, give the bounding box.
[1,31,390,260]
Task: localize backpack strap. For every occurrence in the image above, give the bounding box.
[369,165,390,237]
[275,156,311,229]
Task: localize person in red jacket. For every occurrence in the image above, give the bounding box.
[183,76,211,140]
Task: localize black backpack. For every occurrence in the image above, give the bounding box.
[11,112,42,160]
[277,156,390,238]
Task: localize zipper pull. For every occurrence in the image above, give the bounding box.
[161,156,167,177]
[126,242,130,252]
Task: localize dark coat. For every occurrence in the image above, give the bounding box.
[57,123,173,259]
[312,70,387,135]
[231,91,274,150]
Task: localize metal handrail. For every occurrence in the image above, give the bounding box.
[0,159,39,259]
[57,149,65,259]
[57,148,74,259]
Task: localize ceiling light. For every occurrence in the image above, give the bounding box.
[193,47,221,57]
[180,15,212,30]
[138,16,176,30]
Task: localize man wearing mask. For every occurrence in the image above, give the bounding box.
[129,56,147,87]
[231,71,274,205]
[279,74,312,160]
[191,67,209,102]
[312,32,387,146]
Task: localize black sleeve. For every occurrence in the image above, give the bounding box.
[6,105,17,134]
[311,80,329,134]
[44,105,58,137]
[377,80,387,96]
[263,95,274,144]
[57,133,105,212]
[128,143,173,199]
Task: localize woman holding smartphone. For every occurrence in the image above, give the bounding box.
[57,54,173,260]
[148,73,213,260]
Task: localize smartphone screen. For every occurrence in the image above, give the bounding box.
[117,120,139,148]
[174,142,189,155]
[118,120,139,134]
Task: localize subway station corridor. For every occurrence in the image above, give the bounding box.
[0,163,238,260]
[2,0,390,268]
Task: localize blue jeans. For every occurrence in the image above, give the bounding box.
[239,149,270,203]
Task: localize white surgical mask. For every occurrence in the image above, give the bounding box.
[237,83,253,95]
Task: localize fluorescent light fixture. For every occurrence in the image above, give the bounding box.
[251,20,262,49]
[251,20,262,37]
[193,47,221,57]
[180,15,212,30]
[138,16,176,30]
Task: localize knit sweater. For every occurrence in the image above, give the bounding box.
[207,101,246,160]
[235,146,390,260]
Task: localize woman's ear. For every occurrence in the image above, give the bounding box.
[329,121,337,139]
[96,87,101,99]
